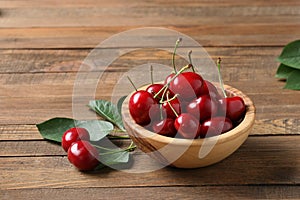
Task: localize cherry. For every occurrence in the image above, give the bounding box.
[68,140,99,171]
[168,72,204,101]
[174,113,201,139]
[186,95,218,122]
[146,83,174,101]
[129,90,157,125]
[152,118,177,137]
[200,117,233,138]
[164,73,175,85]
[219,96,246,122]
[199,80,222,100]
[62,127,90,152]
[162,97,181,119]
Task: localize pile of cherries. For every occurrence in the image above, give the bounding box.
[129,44,246,139]
[62,127,100,171]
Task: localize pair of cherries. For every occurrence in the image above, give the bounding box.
[129,64,246,139]
[62,127,99,171]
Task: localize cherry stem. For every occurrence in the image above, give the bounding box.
[159,87,168,104]
[166,93,179,117]
[160,93,178,104]
[159,104,164,120]
[188,50,195,72]
[94,141,136,155]
[217,58,227,98]
[153,64,191,99]
[127,76,137,91]
[150,65,154,84]
[172,38,182,73]
[108,134,130,139]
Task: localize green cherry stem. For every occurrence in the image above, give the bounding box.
[108,135,130,139]
[153,64,191,99]
[150,65,154,84]
[94,141,136,155]
[166,93,179,118]
[172,38,182,74]
[217,57,227,98]
[188,50,195,72]
[127,76,137,91]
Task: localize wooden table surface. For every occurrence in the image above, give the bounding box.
[1,1,300,199]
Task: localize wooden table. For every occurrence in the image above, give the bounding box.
[1,1,300,199]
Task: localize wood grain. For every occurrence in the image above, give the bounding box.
[0,47,284,73]
[0,25,299,48]
[1,5,299,28]
[0,136,299,190]
[0,0,299,48]
[0,117,299,142]
[2,186,300,200]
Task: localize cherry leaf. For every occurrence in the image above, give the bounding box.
[284,70,300,90]
[36,117,113,143]
[277,40,300,69]
[275,63,297,79]
[88,100,125,131]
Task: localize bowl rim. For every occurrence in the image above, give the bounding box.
[121,84,255,146]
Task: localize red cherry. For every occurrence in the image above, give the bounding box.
[68,140,99,171]
[162,97,181,119]
[199,80,222,100]
[174,113,201,139]
[164,73,175,85]
[186,95,218,122]
[62,127,90,152]
[200,117,233,138]
[168,72,204,101]
[219,96,246,122]
[152,118,177,137]
[146,83,174,101]
[129,90,157,125]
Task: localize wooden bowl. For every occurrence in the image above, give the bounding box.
[121,84,255,168]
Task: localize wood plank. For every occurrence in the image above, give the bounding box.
[2,0,300,8]
[0,47,284,74]
[1,186,300,200]
[0,117,299,141]
[0,88,299,125]
[0,136,299,189]
[0,1,299,48]
[0,25,299,48]
[1,4,299,28]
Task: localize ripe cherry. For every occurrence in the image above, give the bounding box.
[199,80,222,100]
[168,72,204,101]
[68,140,99,171]
[146,83,174,101]
[186,95,218,122]
[129,90,157,125]
[174,113,201,139]
[152,118,177,137]
[200,117,233,138]
[164,73,175,85]
[219,96,246,122]
[62,127,90,152]
[162,97,181,119]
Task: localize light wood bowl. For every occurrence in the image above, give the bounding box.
[121,84,255,168]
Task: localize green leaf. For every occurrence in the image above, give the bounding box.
[284,70,300,90]
[88,100,125,131]
[117,95,127,115]
[277,40,300,69]
[36,117,113,143]
[99,149,130,166]
[275,63,297,79]
[75,120,114,141]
